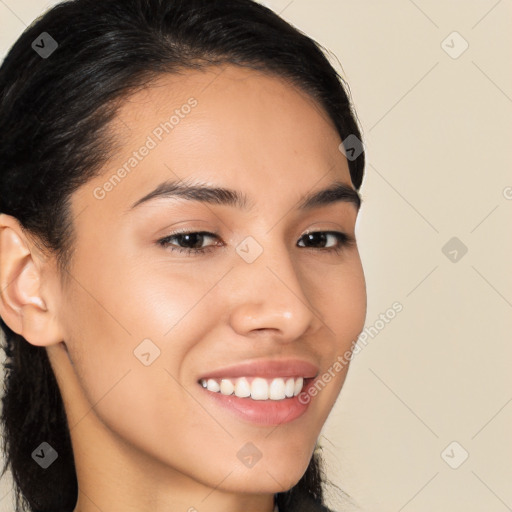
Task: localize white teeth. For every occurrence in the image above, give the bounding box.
[234,377,251,398]
[220,379,234,396]
[251,378,269,400]
[285,377,295,398]
[293,377,303,397]
[206,379,220,392]
[269,378,286,400]
[199,376,306,400]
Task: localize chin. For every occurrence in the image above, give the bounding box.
[225,450,313,494]
[220,468,307,495]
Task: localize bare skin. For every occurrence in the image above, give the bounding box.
[0,64,366,512]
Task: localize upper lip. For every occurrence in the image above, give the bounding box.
[197,358,319,381]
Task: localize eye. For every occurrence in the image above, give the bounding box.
[298,231,355,255]
[157,230,221,255]
[156,229,355,256]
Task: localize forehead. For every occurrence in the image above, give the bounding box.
[75,64,351,219]
[112,63,343,166]
[118,63,331,129]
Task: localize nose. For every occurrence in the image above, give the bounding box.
[227,237,321,343]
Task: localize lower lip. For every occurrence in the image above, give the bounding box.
[198,378,316,426]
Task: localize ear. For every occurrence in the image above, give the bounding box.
[0,213,65,346]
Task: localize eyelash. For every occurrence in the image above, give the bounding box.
[157,229,356,256]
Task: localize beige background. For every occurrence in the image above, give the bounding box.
[1,1,511,511]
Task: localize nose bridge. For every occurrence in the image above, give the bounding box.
[227,230,317,339]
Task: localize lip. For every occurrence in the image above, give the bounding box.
[197,358,319,382]
[198,377,318,426]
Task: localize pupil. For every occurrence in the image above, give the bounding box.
[306,233,326,246]
[183,234,202,248]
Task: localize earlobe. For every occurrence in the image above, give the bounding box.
[0,213,64,346]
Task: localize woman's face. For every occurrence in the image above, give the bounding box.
[48,64,366,504]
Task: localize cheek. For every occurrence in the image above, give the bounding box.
[315,253,367,352]
[304,255,366,411]
[59,257,230,429]
[335,261,367,344]
[116,258,230,338]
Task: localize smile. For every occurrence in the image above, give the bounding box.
[198,376,305,401]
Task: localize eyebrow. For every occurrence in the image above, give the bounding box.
[129,179,361,212]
